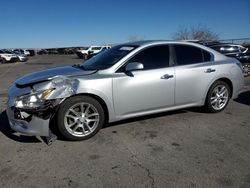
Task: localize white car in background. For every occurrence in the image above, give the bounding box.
[0,50,19,63]
[76,46,111,59]
[13,49,30,56]
[12,51,28,62]
[89,46,111,54]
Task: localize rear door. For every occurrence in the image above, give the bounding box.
[173,44,217,105]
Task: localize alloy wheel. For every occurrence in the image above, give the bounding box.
[210,85,229,111]
[64,102,99,137]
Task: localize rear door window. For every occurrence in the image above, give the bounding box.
[174,45,211,65]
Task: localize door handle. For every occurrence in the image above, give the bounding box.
[161,74,174,79]
[205,68,216,73]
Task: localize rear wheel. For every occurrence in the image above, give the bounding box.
[204,81,230,113]
[57,96,105,141]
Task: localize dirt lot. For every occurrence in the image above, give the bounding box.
[0,55,250,188]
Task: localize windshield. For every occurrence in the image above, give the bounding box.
[79,45,138,70]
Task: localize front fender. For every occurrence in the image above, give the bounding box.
[74,87,116,122]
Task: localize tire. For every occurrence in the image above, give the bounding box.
[1,58,6,64]
[82,53,87,60]
[57,96,105,141]
[204,81,231,113]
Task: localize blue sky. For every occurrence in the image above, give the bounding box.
[1,0,249,48]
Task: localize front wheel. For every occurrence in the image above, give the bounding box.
[1,58,6,64]
[82,53,87,60]
[204,81,231,113]
[57,96,105,141]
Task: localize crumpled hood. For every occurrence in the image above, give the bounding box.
[15,65,96,87]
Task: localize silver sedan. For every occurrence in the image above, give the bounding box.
[7,41,244,141]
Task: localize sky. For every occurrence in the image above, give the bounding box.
[0,0,249,48]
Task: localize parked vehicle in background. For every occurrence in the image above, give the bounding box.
[89,46,111,54]
[76,47,90,59]
[11,51,28,62]
[0,50,19,63]
[47,49,59,55]
[7,41,244,141]
[2,50,28,62]
[208,43,250,76]
[37,49,48,55]
[56,48,75,55]
[64,48,75,54]
[13,49,31,56]
[76,46,111,59]
[27,49,35,56]
[87,46,111,59]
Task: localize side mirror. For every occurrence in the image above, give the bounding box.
[125,62,144,72]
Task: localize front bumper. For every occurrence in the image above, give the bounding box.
[19,57,28,62]
[6,84,59,137]
[7,57,19,63]
[7,105,50,136]
[6,75,79,137]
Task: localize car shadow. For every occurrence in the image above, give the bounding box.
[0,108,188,143]
[2,90,249,144]
[0,110,41,143]
[104,109,187,129]
[234,90,250,106]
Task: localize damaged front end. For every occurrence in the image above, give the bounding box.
[7,76,79,137]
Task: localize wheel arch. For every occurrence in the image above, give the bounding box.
[79,93,109,123]
[214,77,233,98]
[49,92,112,138]
[204,77,233,104]
[62,93,110,123]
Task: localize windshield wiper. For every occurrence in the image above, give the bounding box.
[72,64,86,70]
[72,64,98,71]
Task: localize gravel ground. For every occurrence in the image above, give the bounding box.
[0,55,249,188]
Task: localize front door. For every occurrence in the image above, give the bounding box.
[112,45,175,118]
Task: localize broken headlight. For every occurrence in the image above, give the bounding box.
[14,88,55,109]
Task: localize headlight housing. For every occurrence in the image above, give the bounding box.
[14,88,55,109]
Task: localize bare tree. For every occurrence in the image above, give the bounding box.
[173,25,219,41]
[173,28,190,40]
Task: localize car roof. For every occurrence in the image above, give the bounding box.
[122,40,169,46]
[122,40,208,47]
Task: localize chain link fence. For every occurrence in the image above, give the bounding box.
[218,38,250,45]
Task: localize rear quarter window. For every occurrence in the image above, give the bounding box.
[203,50,212,62]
